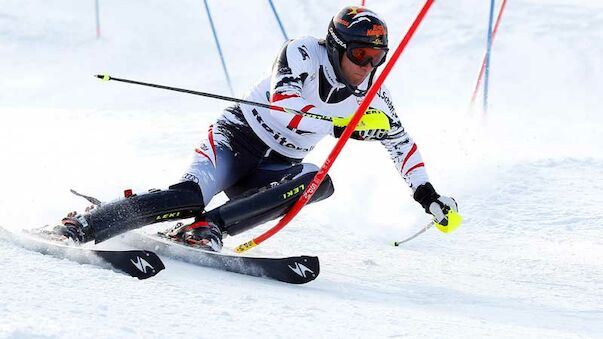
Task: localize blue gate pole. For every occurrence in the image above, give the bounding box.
[483,0,496,115]
[95,0,100,39]
[202,0,234,95]
[268,0,288,41]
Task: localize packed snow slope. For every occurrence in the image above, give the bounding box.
[1,0,602,338]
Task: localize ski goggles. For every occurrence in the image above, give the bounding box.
[346,44,388,67]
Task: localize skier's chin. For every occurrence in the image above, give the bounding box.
[347,73,369,87]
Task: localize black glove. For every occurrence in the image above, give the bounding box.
[413,183,458,226]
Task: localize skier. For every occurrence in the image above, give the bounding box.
[54,6,458,252]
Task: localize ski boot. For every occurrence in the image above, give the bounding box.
[162,218,223,252]
[51,212,95,244]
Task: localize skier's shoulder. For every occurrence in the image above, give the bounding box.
[287,36,322,49]
[285,36,325,60]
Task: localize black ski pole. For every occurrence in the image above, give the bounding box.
[95,74,334,122]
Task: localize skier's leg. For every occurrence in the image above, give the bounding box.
[206,161,335,236]
[159,107,273,250]
[69,180,206,244]
[179,124,255,206]
[60,121,257,244]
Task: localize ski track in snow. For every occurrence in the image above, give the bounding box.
[1,0,602,338]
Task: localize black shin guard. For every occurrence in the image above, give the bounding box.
[206,172,334,236]
[89,181,205,243]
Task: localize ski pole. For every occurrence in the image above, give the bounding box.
[235,0,437,253]
[393,222,432,246]
[94,74,335,123]
[393,210,463,246]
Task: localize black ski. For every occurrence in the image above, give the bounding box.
[0,226,164,280]
[123,231,319,284]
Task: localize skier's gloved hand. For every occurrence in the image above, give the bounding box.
[332,108,390,140]
[413,182,458,226]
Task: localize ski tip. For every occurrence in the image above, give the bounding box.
[96,249,165,280]
[281,255,320,284]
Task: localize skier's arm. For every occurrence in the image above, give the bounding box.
[381,122,429,190]
[378,88,459,225]
[268,39,333,134]
[383,123,459,225]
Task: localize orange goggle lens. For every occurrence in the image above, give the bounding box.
[347,47,387,67]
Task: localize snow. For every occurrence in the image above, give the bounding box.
[1,0,602,338]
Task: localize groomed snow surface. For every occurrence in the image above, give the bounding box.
[1,1,601,338]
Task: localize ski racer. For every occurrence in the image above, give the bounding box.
[54,6,458,252]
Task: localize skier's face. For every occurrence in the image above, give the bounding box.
[340,53,374,86]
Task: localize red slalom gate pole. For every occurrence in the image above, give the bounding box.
[235,0,437,253]
[469,0,508,110]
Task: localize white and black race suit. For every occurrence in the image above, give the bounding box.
[181,36,429,208]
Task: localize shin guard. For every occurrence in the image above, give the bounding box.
[89,181,205,243]
[207,172,334,236]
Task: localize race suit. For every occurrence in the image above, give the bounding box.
[180,36,430,234]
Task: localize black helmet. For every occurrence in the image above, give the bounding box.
[325,6,389,96]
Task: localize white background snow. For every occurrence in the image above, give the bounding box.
[1,0,602,338]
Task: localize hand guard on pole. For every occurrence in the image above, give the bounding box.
[413,183,461,233]
[332,109,391,141]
